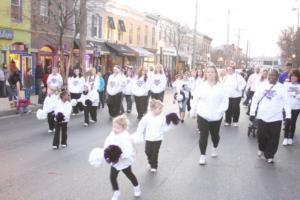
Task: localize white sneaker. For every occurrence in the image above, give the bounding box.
[199,155,206,165]
[211,148,218,158]
[90,120,96,123]
[232,123,238,127]
[224,123,230,126]
[133,185,142,197]
[282,138,288,146]
[257,150,263,158]
[61,144,67,148]
[288,139,293,145]
[150,168,157,173]
[267,158,274,163]
[48,129,53,133]
[111,191,120,200]
[52,146,58,150]
[84,123,88,127]
[72,113,76,116]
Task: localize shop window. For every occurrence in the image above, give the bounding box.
[144,25,148,46]
[118,20,126,42]
[92,15,102,38]
[137,26,141,45]
[129,24,133,44]
[152,27,156,46]
[11,0,22,22]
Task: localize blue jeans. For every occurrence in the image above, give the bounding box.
[19,106,28,114]
[25,87,31,101]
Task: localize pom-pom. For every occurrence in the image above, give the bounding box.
[88,148,104,168]
[85,99,92,107]
[166,113,180,125]
[71,99,77,106]
[36,109,47,120]
[55,112,65,123]
[104,145,122,164]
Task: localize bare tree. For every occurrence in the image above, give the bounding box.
[278,27,296,64]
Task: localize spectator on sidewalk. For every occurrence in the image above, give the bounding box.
[278,62,293,83]
[0,63,6,97]
[35,63,44,95]
[24,68,33,101]
[7,60,21,108]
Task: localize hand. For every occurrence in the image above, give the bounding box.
[249,116,255,122]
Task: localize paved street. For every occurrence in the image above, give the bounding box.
[1,91,300,200]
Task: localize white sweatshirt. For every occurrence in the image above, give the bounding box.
[191,81,229,121]
[123,76,134,95]
[136,113,170,141]
[47,74,63,90]
[104,131,135,170]
[250,82,291,122]
[223,73,246,98]
[284,82,300,110]
[68,76,85,94]
[246,73,261,92]
[150,74,167,94]
[106,74,126,96]
[132,75,150,97]
[43,94,59,113]
[54,100,72,122]
[77,90,99,107]
[86,75,100,91]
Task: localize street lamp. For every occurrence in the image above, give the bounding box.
[292,54,296,59]
[218,57,224,68]
[158,40,164,65]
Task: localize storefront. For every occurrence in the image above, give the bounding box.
[129,46,154,67]
[157,47,177,77]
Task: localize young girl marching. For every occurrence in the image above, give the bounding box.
[191,66,229,165]
[283,70,300,146]
[43,88,59,133]
[52,91,72,149]
[77,84,99,127]
[68,68,85,115]
[105,115,141,200]
[149,64,167,102]
[132,66,150,120]
[134,99,180,172]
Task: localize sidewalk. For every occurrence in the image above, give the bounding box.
[0,95,41,117]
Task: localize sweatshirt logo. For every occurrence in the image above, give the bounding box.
[127,79,131,84]
[264,89,276,100]
[154,79,161,86]
[51,78,57,84]
[136,80,144,87]
[73,80,79,86]
[110,81,115,88]
[288,87,299,93]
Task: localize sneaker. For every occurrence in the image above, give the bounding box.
[267,158,274,163]
[61,144,67,148]
[282,138,288,146]
[90,120,96,123]
[48,129,53,133]
[257,150,263,158]
[288,139,293,145]
[224,123,230,126]
[181,120,184,123]
[84,123,89,127]
[211,148,218,158]
[232,123,238,127]
[127,110,131,113]
[72,113,76,116]
[198,155,206,165]
[111,191,120,200]
[133,185,142,197]
[150,168,157,173]
[52,146,58,150]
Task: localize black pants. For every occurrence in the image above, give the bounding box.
[70,93,82,114]
[284,109,300,138]
[145,140,162,169]
[107,92,122,117]
[0,81,5,97]
[53,122,68,147]
[197,116,222,155]
[98,91,105,108]
[124,95,133,112]
[225,97,242,124]
[134,96,148,119]
[47,112,55,131]
[35,78,42,95]
[110,166,139,191]
[243,90,254,105]
[257,120,282,159]
[151,91,164,102]
[84,106,97,124]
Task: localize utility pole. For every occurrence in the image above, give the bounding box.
[226,9,230,46]
[191,0,198,69]
[80,0,87,75]
[246,40,249,68]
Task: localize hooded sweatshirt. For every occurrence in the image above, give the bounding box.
[106,73,126,96]
[132,75,150,97]
[54,99,72,122]
[68,76,85,94]
[223,73,246,98]
[150,74,167,94]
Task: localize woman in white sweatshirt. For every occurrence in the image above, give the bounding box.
[191,66,229,165]
[132,66,150,120]
[149,64,167,102]
[223,66,246,127]
[106,65,126,118]
[283,70,300,146]
[68,68,85,114]
[250,69,291,163]
[104,115,141,200]
[122,67,134,113]
[52,91,72,150]
[47,66,63,91]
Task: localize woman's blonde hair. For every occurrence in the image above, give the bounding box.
[154,64,164,74]
[149,99,164,111]
[113,115,129,130]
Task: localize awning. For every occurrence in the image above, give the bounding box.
[129,46,154,57]
[144,48,158,54]
[75,39,110,55]
[105,42,137,57]
[178,53,189,62]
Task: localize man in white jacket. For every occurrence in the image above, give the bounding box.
[243,66,261,106]
[250,70,291,163]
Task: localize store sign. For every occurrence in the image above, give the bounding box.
[0,29,13,40]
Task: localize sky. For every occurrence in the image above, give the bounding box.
[116,0,298,57]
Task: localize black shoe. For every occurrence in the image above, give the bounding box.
[181,120,184,123]
[127,110,131,113]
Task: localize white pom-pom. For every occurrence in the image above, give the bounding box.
[131,132,144,144]
[177,94,184,101]
[71,99,77,106]
[88,148,104,168]
[36,109,47,120]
